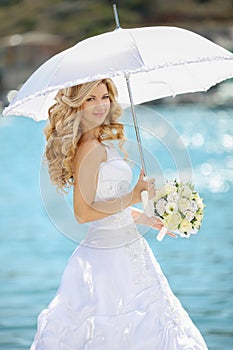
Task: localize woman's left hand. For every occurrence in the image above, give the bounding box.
[144,215,177,238]
[132,209,176,238]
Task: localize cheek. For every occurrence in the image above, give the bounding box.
[106,101,111,112]
[82,108,92,121]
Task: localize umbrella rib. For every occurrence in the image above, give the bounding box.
[127,30,146,68]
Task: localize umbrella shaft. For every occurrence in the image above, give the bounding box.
[125,74,147,177]
[113,4,120,29]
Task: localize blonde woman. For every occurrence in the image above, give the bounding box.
[30,78,208,349]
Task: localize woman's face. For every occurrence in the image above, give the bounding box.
[81,83,111,131]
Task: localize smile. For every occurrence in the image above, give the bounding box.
[93,112,106,117]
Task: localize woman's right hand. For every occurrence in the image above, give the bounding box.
[131,169,156,205]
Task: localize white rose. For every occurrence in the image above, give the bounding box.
[192,193,199,201]
[167,192,179,202]
[190,200,198,212]
[178,198,190,214]
[164,184,177,195]
[164,213,182,230]
[197,197,204,210]
[178,231,191,238]
[194,214,203,229]
[192,193,204,210]
[154,188,165,202]
[155,198,167,216]
[165,202,178,214]
[179,218,193,234]
[190,228,198,235]
[196,213,203,221]
[185,210,195,221]
[179,185,192,198]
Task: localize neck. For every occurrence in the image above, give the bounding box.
[80,126,101,142]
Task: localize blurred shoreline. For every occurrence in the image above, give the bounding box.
[0,0,232,110]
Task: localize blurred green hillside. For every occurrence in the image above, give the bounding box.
[0,0,232,46]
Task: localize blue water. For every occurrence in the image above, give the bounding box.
[0,105,233,349]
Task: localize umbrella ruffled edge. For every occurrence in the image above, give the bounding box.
[2,55,233,120]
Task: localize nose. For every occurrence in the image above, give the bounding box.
[94,99,108,109]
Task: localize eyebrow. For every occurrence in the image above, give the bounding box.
[89,93,109,97]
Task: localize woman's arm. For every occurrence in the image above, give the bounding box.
[131,207,162,230]
[131,207,176,238]
[73,142,154,224]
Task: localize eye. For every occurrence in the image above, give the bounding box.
[102,95,110,100]
[86,97,95,102]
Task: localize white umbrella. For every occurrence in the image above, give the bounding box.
[4,25,233,120]
[3,5,233,217]
[3,7,233,121]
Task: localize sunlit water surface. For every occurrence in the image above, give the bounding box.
[0,105,232,349]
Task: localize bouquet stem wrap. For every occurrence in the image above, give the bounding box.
[157,226,168,241]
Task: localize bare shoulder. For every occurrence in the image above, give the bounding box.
[73,141,107,173]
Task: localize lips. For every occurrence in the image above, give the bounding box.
[93,112,106,117]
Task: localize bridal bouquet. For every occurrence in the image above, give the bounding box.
[154,180,205,241]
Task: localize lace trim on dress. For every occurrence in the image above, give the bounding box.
[125,234,194,331]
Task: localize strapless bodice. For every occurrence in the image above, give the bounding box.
[84,143,137,248]
[94,143,132,202]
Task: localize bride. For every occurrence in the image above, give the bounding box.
[30,78,208,349]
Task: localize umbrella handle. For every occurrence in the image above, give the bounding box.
[141,190,154,217]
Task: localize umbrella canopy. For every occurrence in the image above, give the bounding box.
[3,26,233,121]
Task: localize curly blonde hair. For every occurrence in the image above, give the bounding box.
[44,78,126,192]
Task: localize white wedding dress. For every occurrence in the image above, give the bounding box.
[31,143,208,350]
